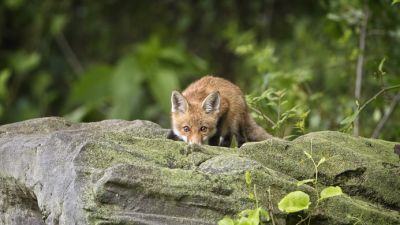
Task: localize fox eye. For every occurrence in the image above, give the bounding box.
[200,126,208,132]
[183,126,190,132]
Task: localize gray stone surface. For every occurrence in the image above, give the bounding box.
[0,117,399,225]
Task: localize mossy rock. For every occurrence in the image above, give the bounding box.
[0,117,399,225]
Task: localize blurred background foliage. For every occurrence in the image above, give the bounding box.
[0,0,399,141]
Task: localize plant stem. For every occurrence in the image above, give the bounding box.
[296,215,311,225]
[310,139,318,225]
[267,187,276,225]
[310,139,318,186]
[277,94,281,123]
[358,84,400,112]
[254,184,259,208]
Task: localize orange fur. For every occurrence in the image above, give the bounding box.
[168,76,271,147]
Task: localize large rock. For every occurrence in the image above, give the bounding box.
[0,117,399,225]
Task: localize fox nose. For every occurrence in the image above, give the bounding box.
[189,136,203,145]
[189,140,202,145]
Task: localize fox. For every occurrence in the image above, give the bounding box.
[167,75,272,147]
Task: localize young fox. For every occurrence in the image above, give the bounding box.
[167,76,271,147]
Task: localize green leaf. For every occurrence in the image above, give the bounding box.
[148,69,180,114]
[378,57,386,75]
[238,208,266,225]
[340,111,359,125]
[246,208,260,225]
[237,218,252,225]
[159,47,187,64]
[317,157,326,167]
[327,13,342,22]
[218,217,235,225]
[278,191,311,213]
[9,51,41,74]
[245,171,252,185]
[68,64,113,107]
[235,44,254,55]
[238,209,253,217]
[297,179,315,186]
[51,14,68,35]
[248,192,255,200]
[320,186,343,201]
[110,55,144,119]
[259,208,270,221]
[393,0,400,5]
[66,64,113,121]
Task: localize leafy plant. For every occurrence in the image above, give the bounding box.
[218,139,345,225]
[218,171,270,225]
[278,191,310,213]
[278,139,343,224]
[246,89,309,139]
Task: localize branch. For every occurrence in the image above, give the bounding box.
[371,92,400,138]
[353,9,369,136]
[358,85,400,113]
[55,33,84,75]
[249,105,276,127]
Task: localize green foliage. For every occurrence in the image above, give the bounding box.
[50,14,68,36]
[296,179,315,187]
[319,186,343,201]
[247,89,309,138]
[218,217,235,225]
[219,141,345,225]
[218,208,270,225]
[218,171,270,225]
[278,191,311,213]
[1,1,399,141]
[64,37,207,124]
[65,64,113,121]
[281,140,344,225]
[245,171,255,200]
[9,51,41,74]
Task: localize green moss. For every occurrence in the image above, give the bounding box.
[77,127,399,224]
[76,142,144,169]
[319,196,400,225]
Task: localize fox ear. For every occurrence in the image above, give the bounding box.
[202,91,220,113]
[171,91,188,113]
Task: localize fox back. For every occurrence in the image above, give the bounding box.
[168,76,271,147]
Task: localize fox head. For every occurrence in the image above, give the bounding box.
[170,91,220,145]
